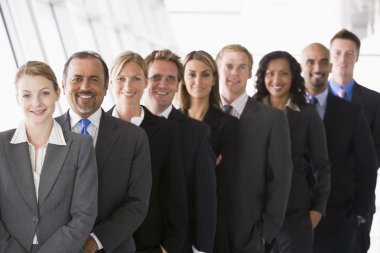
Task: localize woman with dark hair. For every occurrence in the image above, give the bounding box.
[178,50,239,253]
[253,51,330,253]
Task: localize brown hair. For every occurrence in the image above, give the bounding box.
[15,61,58,91]
[145,49,183,83]
[330,28,361,54]
[215,44,254,71]
[110,51,147,79]
[178,50,221,111]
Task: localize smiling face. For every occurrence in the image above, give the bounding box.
[330,38,358,80]
[62,58,107,118]
[111,61,147,107]
[218,51,252,101]
[301,44,331,94]
[184,59,214,101]
[145,59,179,113]
[264,58,292,101]
[16,75,60,126]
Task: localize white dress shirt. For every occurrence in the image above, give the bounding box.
[160,105,173,119]
[69,108,102,146]
[112,106,145,126]
[10,120,66,244]
[220,92,249,119]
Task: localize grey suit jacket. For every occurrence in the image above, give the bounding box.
[230,98,292,253]
[57,110,152,253]
[0,128,98,253]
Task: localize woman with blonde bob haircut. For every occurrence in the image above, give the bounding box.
[0,61,98,253]
[178,50,239,253]
[108,51,187,253]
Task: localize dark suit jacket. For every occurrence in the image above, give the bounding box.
[202,106,239,252]
[351,82,380,167]
[230,98,292,253]
[0,128,97,253]
[57,110,152,253]
[203,106,239,191]
[168,107,217,253]
[323,94,377,217]
[107,106,187,253]
[285,104,330,214]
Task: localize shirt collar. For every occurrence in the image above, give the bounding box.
[69,107,102,129]
[11,119,66,146]
[307,88,328,107]
[261,96,300,111]
[160,105,173,119]
[220,92,249,115]
[112,106,145,126]
[329,79,355,95]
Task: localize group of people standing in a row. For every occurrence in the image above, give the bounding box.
[0,28,379,253]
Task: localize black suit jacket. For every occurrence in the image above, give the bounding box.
[57,110,152,253]
[107,106,188,253]
[203,106,239,191]
[285,104,330,214]
[230,98,292,252]
[351,82,380,167]
[168,107,217,253]
[323,94,377,217]
[202,106,239,252]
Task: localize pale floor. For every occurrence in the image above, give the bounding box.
[368,173,380,253]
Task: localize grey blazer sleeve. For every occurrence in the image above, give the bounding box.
[307,106,331,214]
[262,110,292,242]
[0,221,27,253]
[38,135,98,253]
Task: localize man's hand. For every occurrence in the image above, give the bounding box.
[83,236,98,253]
[160,245,168,253]
[309,210,322,229]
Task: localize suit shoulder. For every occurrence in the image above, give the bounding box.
[0,129,16,142]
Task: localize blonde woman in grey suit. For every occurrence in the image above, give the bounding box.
[0,61,98,253]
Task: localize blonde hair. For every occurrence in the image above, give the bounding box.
[215,44,254,71]
[110,51,147,79]
[15,61,58,91]
[178,50,221,111]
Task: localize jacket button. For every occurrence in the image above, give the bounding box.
[33,216,39,223]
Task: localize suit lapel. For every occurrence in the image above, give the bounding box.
[240,98,260,128]
[95,111,119,170]
[5,140,38,213]
[351,82,363,105]
[56,111,71,131]
[286,107,301,133]
[168,107,186,123]
[140,106,160,140]
[38,138,72,207]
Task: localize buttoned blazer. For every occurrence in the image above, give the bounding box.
[230,98,292,252]
[0,128,97,253]
[323,94,377,217]
[168,108,217,253]
[57,110,152,253]
[107,106,187,253]
[351,82,380,166]
[285,104,330,214]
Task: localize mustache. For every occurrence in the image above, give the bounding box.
[76,90,96,96]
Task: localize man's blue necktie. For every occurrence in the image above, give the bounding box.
[80,118,91,135]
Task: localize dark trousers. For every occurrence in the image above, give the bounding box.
[314,207,357,253]
[273,209,313,253]
[354,197,375,253]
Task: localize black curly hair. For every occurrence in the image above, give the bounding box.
[253,51,306,106]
